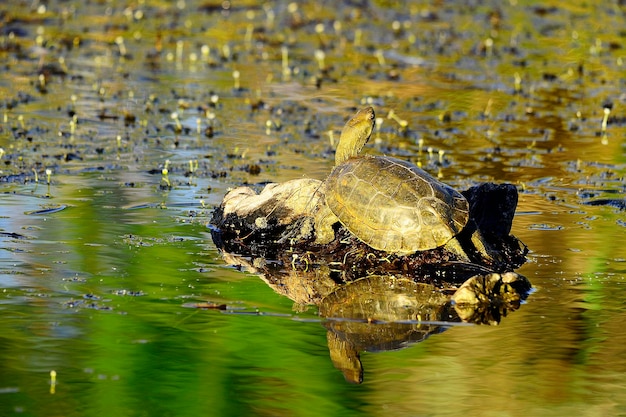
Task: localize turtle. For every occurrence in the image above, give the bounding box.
[314,107,470,255]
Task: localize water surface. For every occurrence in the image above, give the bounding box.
[1,1,625,416]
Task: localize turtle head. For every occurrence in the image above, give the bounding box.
[335,107,375,166]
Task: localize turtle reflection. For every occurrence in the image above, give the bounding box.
[215,252,531,384]
[320,272,529,384]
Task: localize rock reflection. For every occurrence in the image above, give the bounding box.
[218,250,531,383]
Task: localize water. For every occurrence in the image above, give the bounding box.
[1,1,625,416]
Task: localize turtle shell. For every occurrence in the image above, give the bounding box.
[325,155,469,254]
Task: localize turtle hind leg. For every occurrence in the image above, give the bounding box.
[313,204,340,245]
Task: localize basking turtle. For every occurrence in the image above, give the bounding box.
[314,107,469,255]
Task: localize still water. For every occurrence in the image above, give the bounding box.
[1,1,625,416]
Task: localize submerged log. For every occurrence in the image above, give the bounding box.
[210,180,527,282]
